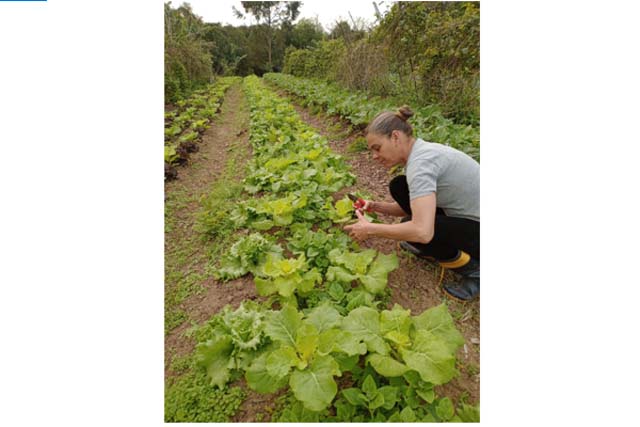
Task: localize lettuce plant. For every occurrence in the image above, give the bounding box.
[325,248,399,294]
[213,233,283,281]
[329,196,355,223]
[230,192,309,231]
[286,226,352,272]
[243,302,465,413]
[194,301,269,388]
[165,145,179,164]
[253,253,322,298]
[245,304,366,411]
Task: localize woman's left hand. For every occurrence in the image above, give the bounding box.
[343,210,371,241]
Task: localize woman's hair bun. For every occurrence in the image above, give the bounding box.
[396,105,414,121]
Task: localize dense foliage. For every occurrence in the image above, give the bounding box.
[283,39,345,80]
[283,2,480,125]
[265,73,479,161]
[374,2,480,125]
[164,2,214,103]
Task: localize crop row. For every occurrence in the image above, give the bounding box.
[264,73,479,161]
[190,76,479,422]
[164,76,241,179]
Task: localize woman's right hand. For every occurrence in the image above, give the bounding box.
[353,198,374,213]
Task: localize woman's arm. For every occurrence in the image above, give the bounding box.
[345,194,437,243]
[368,200,407,217]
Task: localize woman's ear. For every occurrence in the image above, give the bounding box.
[394,130,402,144]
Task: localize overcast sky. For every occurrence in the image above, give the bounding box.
[178,0,392,31]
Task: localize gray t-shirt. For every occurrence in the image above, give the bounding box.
[405,139,479,222]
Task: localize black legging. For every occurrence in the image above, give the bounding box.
[390,175,480,261]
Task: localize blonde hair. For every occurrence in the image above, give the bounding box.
[365,105,414,137]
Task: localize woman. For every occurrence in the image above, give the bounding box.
[344,106,480,301]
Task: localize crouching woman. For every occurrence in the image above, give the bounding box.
[344,106,480,301]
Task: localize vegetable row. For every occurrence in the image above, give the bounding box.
[264,72,479,161]
[164,76,241,179]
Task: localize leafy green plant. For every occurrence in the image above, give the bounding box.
[326,367,477,422]
[276,399,326,422]
[245,304,366,411]
[241,302,466,414]
[165,124,182,140]
[286,225,353,272]
[194,301,269,388]
[191,118,209,132]
[253,253,322,298]
[179,130,199,144]
[330,196,355,223]
[164,145,179,164]
[213,233,283,280]
[229,191,313,231]
[326,248,399,295]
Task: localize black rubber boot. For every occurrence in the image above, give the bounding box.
[441,255,480,301]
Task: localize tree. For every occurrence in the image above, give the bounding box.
[203,23,249,75]
[328,19,366,44]
[287,18,325,49]
[373,2,480,124]
[233,1,302,71]
[164,2,213,102]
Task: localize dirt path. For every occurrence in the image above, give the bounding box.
[164,83,256,372]
[269,85,480,405]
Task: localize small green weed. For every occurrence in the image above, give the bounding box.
[165,369,246,422]
[466,363,480,376]
[347,136,368,153]
[169,354,194,374]
[165,308,188,334]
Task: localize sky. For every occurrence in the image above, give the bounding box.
[178,0,392,31]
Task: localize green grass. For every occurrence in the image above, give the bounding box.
[325,120,351,140]
[165,309,188,334]
[165,267,200,334]
[347,136,368,153]
[165,367,246,422]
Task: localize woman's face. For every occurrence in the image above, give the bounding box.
[366,130,404,169]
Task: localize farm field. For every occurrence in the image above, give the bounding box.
[164,76,480,422]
